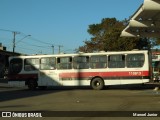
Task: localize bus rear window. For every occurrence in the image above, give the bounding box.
[9,58,22,74]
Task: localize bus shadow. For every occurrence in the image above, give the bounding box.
[0,87,71,102]
[1,78,159,102]
[105,84,160,90]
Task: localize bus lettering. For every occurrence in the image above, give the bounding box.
[129,72,142,76]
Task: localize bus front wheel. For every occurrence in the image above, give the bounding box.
[91,77,104,90]
[28,80,37,90]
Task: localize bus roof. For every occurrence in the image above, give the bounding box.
[9,50,148,59]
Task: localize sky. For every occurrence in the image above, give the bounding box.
[0,0,143,55]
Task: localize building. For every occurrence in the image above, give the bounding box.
[121,0,160,38]
[0,43,20,78]
[0,43,6,51]
[120,0,160,82]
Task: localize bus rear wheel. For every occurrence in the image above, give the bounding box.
[91,77,104,90]
[28,80,37,90]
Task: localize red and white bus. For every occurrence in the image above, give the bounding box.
[8,50,151,90]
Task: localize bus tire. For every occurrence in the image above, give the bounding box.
[91,77,104,90]
[28,80,37,90]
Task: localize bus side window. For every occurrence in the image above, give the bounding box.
[108,55,125,68]
[90,55,107,69]
[40,57,56,70]
[57,57,72,69]
[126,54,144,68]
[73,56,89,69]
[24,58,39,71]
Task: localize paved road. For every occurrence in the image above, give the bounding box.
[0,81,160,120]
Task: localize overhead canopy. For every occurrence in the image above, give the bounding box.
[121,0,160,37]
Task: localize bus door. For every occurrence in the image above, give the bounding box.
[38,57,60,86]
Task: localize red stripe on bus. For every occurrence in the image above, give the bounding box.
[59,71,149,78]
[8,74,38,80]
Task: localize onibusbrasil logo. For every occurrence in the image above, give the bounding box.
[1,112,42,118]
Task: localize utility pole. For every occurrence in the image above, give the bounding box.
[0,29,21,53]
[12,31,21,52]
[58,45,63,54]
[12,32,30,53]
[13,32,17,53]
[51,45,54,54]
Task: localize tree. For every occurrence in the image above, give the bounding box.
[78,18,156,52]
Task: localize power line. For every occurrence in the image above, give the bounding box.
[0,29,20,33]
[16,46,41,54]
[20,41,51,48]
[28,36,51,45]
[0,29,65,54]
[0,29,21,52]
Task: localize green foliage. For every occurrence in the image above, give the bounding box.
[78,18,159,52]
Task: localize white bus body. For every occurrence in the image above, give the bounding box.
[8,50,151,90]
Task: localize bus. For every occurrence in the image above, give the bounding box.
[8,50,151,90]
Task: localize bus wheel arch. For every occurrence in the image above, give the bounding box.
[27,79,38,90]
[90,77,104,90]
